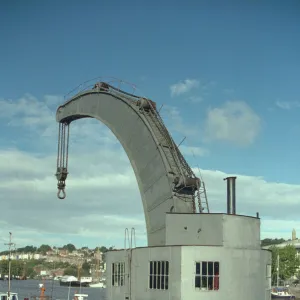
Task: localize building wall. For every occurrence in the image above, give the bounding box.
[131,246,181,300]
[181,246,271,300]
[165,213,261,248]
[106,245,271,300]
[165,213,223,246]
[222,215,261,249]
[106,247,181,300]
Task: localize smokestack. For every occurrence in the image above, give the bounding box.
[224,176,237,215]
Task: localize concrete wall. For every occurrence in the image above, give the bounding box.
[106,245,271,300]
[106,250,126,300]
[131,247,181,300]
[223,214,261,249]
[165,213,223,246]
[165,213,261,249]
[106,247,181,300]
[181,246,271,300]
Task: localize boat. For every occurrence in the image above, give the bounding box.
[271,287,295,299]
[73,293,88,300]
[79,277,92,285]
[53,276,62,281]
[59,276,89,287]
[271,254,295,299]
[89,281,106,288]
[0,233,19,300]
[0,292,19,300]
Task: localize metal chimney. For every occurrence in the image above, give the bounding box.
[224,176,237,215]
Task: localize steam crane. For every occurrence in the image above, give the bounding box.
[54,79,272,300]
[54,79,209,214]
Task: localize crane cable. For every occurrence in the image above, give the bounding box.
[56,122,70,199]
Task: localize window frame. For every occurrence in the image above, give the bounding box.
[195,261,220,291]
[149,260,169,290]
[111,261,125,287]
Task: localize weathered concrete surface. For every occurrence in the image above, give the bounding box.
[56,89,196,246]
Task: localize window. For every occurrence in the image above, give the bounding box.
[112,262,125,286]
[195,261,219,291]
[149,261,169,290]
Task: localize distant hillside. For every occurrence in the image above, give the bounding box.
[0,244,112,255]
[261,238,286,247]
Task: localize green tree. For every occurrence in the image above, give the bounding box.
[99,246,108,253]
[81,261,91,276]
[261,238,286,247]
[63,244,76,252]
[11,261,23,276]
[64,266,77,277]
[0,261,23,276]
[280,245,300,280]
[270,245,300,283]
[0,261,8,274]
[38,244,52,255]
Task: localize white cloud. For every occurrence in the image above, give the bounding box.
[275,100,300,110]
[204,100,261,146]
[170,79,200,97]
[0,94,298,250]
[180,145,209,157]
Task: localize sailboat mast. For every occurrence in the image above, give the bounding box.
[5,232,14,298]
[97,249,100,281]
[276,253,279,286]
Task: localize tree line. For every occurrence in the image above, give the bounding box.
[269,245,300,284]
[260,238,300,283]
[0,244,113,255]
[0,259,94,278]
[261,238,286,247]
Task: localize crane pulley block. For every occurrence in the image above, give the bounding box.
[56,167,68,182]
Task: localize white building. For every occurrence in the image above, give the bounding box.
[0,253,41,261]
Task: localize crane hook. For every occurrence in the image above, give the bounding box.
[57,188,66,199]
[57,178,67,200]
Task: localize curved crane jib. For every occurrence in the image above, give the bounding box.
[93,82,109,92]
[137,97,157,112]
[173,176,201,195]
[54,80,210,246]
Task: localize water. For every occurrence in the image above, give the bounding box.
[0,280,106,300]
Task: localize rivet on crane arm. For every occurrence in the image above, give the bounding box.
[55,122,70,199]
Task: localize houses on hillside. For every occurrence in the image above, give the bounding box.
[0,247,104,264]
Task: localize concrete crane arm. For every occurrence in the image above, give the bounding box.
[55,82,207,246]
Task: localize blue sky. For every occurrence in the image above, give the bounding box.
[0,0,300,250]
